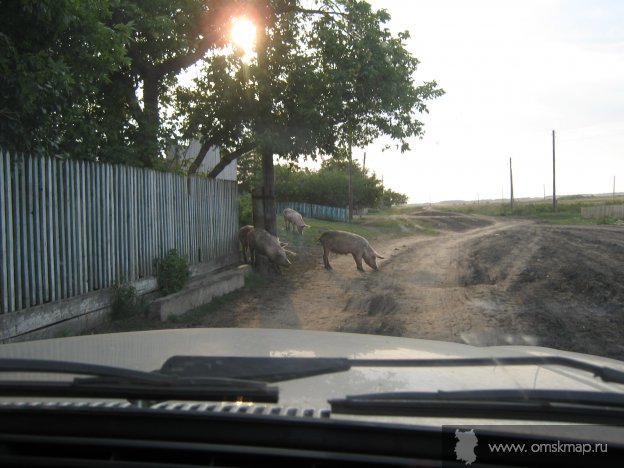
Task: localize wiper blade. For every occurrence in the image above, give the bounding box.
[159,355,624,385]
[2,353,621,404]
[349,356,624,385]
[330,389,624,424]
[0,358,277,403]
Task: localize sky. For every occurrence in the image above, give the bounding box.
[352,0,624,203]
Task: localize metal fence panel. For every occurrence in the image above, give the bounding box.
[580,205,624,220]
[276,201,347,223]
[0,151,238,315]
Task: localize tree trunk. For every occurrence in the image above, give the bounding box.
[261,149,277,236]
[348,144,353,222]
[138,73,161,166]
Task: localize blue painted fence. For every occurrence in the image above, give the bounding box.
[0,149,238,315]
[276,201,347,222]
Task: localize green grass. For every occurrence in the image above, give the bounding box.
[276,212,435,247]
[438,196,624,225]
[366,205,413,216]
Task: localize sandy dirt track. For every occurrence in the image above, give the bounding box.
[169,211,624,361]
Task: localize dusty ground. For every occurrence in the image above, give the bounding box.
[117,211,624,361]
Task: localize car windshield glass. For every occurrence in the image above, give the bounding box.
[1,0,623,427]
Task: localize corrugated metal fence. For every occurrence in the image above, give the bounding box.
[0,150,238,315]
[276,201,347,222]
[580,205,624,220]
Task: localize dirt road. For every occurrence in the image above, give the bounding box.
[179,211,624,361]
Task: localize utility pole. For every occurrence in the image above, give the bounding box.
[552,130,557,212]
[614,176,616,200]
[509,157,514,212]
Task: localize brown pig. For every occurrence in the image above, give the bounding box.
[319,230,384,272]
[283,208,310,235]
[248,228,292,273]
[238,225,254,263]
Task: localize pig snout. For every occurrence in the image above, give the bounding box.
[363,252,379,270]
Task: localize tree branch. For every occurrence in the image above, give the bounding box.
[187,139,213,175]
[207,141,257,179]
[155,29,223,77]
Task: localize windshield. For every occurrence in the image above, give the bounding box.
[1,0,623,419]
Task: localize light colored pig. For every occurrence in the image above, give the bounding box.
[318,230,384,272]
[238,225,254,264]
[283,208,310,235]
[248,228,292,273]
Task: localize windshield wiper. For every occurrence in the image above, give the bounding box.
[160,355,624,385]
[349,356,624,385]
[2,354,622,408]
[0,358,278,403]
[329,389,624,424]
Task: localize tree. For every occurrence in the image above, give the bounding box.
[2,0,438,225]
[381,189,409,207]
[272,159,406,210]
[1,0,257,165]
[104,0,248,166]
[0,0,131,157]
[178,0,443,235]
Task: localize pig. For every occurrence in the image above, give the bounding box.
[238,225,254,263]
[248,228,292,273]
[318,230,384,272]
[283,208,310,235]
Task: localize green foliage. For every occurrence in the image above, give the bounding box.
[175,53,258,165]
[597,216,619,225]
[237,150,263,194]
[153,249,191,295]
[381,189,409,207]
[111,282,148,320]
[238,192,253,226]
[273,159,407,209]
[308,1,444,152]
[3,0,442,180]
[1,0,244,165]
[177,0,444,169]
[1,0,131,157]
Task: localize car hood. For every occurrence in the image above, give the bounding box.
[1,328,624,425]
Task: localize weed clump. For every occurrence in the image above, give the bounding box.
[111,282,148,320]
[153,249,191,295]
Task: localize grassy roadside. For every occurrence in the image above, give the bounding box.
[437,196,624,225]
[275,209,436,248]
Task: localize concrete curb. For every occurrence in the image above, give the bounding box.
[150,265,250,321]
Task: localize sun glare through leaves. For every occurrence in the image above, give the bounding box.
[230,17,256,63]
